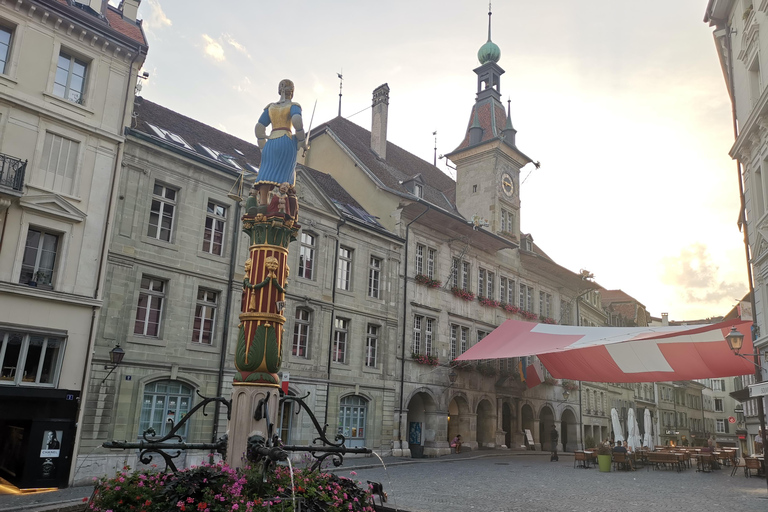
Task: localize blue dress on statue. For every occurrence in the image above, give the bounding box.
[255,103,302,186]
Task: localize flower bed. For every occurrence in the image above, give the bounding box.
[451,287,475,301]
[87,463,375,512]
[477,296,500,308]
[414,274,441,288]
[412,353,439,366]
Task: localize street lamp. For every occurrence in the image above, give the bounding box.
[725,326,767,494]
[562,389,571,401]
[102,344,126,384]
[448,370,458,386]
[726,326,746,355]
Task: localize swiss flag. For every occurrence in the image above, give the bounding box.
[280,372,290,394]
[525,364,542,388]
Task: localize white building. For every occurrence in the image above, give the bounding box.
[0,0,146,488]
[705,0,768,452]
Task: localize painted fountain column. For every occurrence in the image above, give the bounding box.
[227,79,306,467]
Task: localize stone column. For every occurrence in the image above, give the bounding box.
[532,419,541,450]
[226,209,299,468]
[495,397,506,448]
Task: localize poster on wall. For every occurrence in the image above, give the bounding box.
[408,422,422,445]
[40,430,62,458]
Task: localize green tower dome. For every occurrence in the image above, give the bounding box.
[477,39,501,65]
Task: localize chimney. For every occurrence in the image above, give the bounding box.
[84,0,105,15]
[371,83,389,159]
[119,0,141,22]
[661,312,669,326]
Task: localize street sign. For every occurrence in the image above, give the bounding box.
[748,382,768,398]
[728,416,736,423]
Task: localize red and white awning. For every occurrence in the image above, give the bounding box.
[456,319,754,383]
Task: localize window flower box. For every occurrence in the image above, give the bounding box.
[561,379,579,392]
[543,375,558,386]
[451,287,475,301]
[477,296,500,308]
[412,352,439,366]
[415,273,442,288]
[450,359,474,371]
[540,316,557,324]
[476,363,498,377]
[520,310,538,321]
[500,302,520,314]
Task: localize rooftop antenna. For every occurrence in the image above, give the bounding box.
[337,71,343,117]
[433,131,437,166]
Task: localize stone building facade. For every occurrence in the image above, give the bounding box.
[705,0,768,454]
[0,0,146,488]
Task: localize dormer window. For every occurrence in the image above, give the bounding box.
[146,123,194,150]
[522,237,532,251]
[198,144,242,170]
[414,183,423,198]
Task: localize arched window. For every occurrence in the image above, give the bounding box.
[139,380,194,439]
[339,395,367,448]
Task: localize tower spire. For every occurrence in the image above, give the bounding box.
[488,2,492,41]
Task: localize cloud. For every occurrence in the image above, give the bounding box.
[142,0,172,30]
[660,243,744,306]
[223,34,251,60]
[202,34,225,62]
[233,76,252,93]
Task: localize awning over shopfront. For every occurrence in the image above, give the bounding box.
[456,319,754,383]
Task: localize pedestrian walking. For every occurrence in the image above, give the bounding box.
[550,425,559,461]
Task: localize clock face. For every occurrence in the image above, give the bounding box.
[501,172,515,197]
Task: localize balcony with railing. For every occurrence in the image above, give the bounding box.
[0,153,27,196]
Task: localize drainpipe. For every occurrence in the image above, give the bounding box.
[70,47,144,485]
[397,204,431,449]
[323,218,346,427]
[213,199,241,442]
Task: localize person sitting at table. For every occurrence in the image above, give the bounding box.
[620,441,636,470]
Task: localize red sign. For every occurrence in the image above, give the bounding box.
[728,416,736,424]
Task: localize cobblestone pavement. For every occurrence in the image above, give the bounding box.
[2,452,766,512]
[343,453,768,512]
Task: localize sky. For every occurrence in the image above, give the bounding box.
[125,0,748,321]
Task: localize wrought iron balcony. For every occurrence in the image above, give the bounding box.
[0,153,27,195]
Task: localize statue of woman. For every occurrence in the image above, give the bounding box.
[254,79,305,209]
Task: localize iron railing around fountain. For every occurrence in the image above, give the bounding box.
[103,391,372,473]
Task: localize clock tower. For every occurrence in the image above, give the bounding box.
[445,7,534,243]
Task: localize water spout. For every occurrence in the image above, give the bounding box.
[371,451,398,511]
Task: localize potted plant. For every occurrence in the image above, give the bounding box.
[28,270,47,287]
[597,442,612,472]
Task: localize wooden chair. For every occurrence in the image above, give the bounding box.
[731,456,746,477]
[612,452,631,471]
[745,457,762,478]
[574,451,589,469]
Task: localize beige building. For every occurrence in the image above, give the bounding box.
[0,0,146,488]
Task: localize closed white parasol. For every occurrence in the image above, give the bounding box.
[611,408,625,443]
[643,409,653,448]
[627,408,642,450]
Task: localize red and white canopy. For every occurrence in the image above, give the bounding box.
[456,319,754,383]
